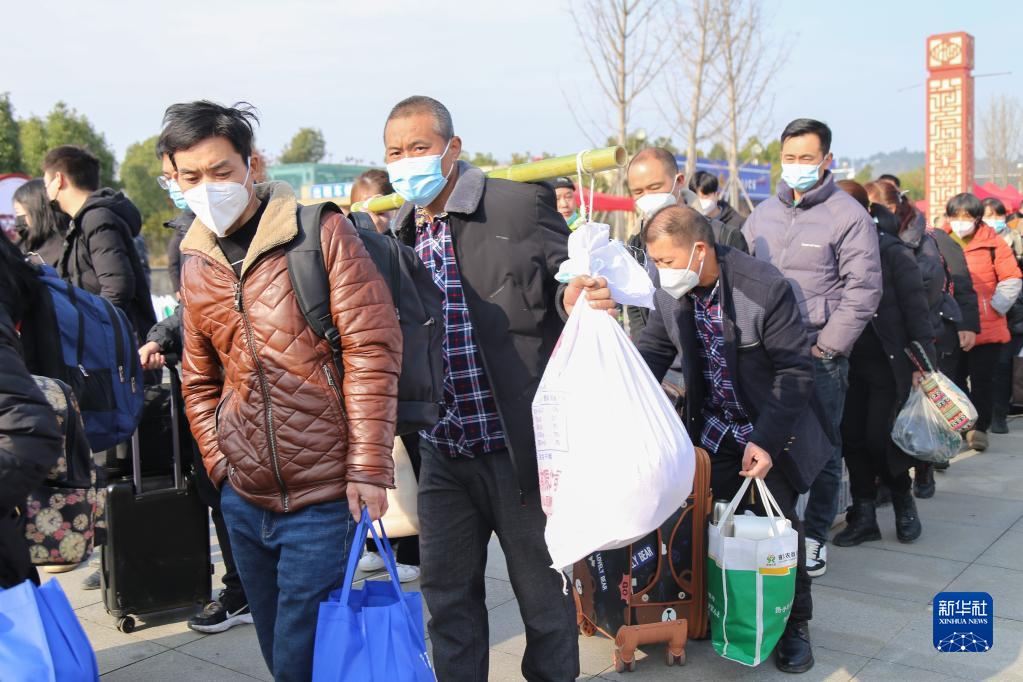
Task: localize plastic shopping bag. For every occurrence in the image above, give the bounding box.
[312,515,434,682]
[707,477,798,667]
[534,223,694,571]
[891,386,963,464]
[34,580,99,682]
[0,580,55,682]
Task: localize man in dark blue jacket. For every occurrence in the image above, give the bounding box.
[637,206,832,674]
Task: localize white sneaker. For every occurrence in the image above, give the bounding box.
[357,550,386,572]
[805,537,827,578]
[395,563,421,584]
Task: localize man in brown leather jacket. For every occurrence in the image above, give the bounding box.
[160,100,401,682]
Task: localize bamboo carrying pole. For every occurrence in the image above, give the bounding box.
[350,145,627,213]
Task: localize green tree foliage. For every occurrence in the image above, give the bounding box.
[899,167,925,201]
[460,151,499,168]
[855,164,875,185]
[0,93,23,173]
[19,102,117,187]
[121,135,176,265]
[279,127,326,164]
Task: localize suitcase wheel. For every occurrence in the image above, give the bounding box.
[612,649,635,673]
[665,647,686,666]
[117,616,136,634]
[579,619,595,638]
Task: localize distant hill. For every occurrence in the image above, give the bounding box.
[836,148,925,176]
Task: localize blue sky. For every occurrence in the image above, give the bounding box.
[5,0,1020,167]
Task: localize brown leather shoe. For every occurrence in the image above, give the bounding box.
[967,430,988,452]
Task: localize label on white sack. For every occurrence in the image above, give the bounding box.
[533,390,569,515]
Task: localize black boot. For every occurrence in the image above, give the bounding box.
[991,412,1009,434]
[833,498,882,547]
[775,620,814,673]
[914,463,935,499]
[892,489,922,543]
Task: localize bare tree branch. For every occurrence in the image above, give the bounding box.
[981,95,1023,185]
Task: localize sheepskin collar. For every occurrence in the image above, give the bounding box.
[179,181,299,278]
[394,161,486,236]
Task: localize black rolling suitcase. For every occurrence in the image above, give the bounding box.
[101,365,211,633]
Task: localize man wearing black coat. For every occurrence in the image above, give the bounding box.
[636,206,831,674]
[43,145,156,344]
[385,96,613,682]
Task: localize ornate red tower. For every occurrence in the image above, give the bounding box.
[926,32,975,224]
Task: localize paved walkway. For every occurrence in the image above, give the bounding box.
[43,417,1023,680]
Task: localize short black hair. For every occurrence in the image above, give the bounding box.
[628,147,679,177]
[689,170,719,195]
[780,118,832,155]
[878,173,901,188]
[642,205,716,248]
[351,169,394,203]
[159,100,258,166]
[386,96,454,140]
[42,145,100,191]
[982,197,1007,217]
[945,193,984,220]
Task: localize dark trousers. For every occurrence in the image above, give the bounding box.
[938,321,961,377]
[418,441,579,682]
[993,335,1023,419]
[842,346,911,499]
[955,342,1003,432]
[713,433,812,623]
[192,443,244,606]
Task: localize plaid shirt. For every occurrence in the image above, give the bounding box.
[690,283,753,453]
[414,208,506,457]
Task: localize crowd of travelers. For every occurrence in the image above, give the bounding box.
[2,98,1021,681]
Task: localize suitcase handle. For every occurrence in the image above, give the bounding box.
[131,363,186,494]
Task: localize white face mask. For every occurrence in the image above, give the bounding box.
[184,164,252,238]
[658,246,704,299]
[950,220,976,239]
[635,176,679,220]
[697,196,717,215]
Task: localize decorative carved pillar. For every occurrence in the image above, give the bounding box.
[926,32,975,225]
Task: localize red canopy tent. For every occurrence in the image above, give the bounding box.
[577,187,634,213]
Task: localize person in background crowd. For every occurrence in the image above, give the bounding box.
[942,193,1022,451]
[625,148,747,341]
[43,145,156,346]
[0,237,63,589]
[549,176,579,227]
[637,206,830,674]
[12,178,70,266]
[689,170,747,231]
[981,198,1023,434]
[743,119,882,578]
[832,180,932,546]
[385,95,611,682]
[158,145,195,297]
[164,100,401,681]
[349,169,397,234]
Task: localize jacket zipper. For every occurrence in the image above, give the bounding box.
[235,280,290,512]
[322,364,348,426]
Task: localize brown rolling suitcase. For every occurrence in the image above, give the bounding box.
[573,446,712,673]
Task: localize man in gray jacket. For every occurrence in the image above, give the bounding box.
[743,119,882,578]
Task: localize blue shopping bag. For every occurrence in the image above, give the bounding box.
[35,580,99,681]
[0,580,55,682]
[312,514,434,682]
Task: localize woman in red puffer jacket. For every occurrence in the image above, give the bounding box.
[942,193,1022,451]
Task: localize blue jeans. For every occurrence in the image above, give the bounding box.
[802,355,850,543]
[220,484,356,682]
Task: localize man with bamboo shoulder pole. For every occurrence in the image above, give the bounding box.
[383,95,613,682]
[636,206,833,673]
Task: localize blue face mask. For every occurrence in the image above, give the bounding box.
[986,218,1007,234]
[781,160,824,192]
[386,139,454,206]
[167,179,189,211]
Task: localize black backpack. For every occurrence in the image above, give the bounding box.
[287,202,444,435]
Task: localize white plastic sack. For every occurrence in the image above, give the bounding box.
[555,223,655,309]
[535,223,694,570]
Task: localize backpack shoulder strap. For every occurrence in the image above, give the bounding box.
[287,202,344,362]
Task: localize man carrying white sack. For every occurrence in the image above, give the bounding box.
[636,206,834,674]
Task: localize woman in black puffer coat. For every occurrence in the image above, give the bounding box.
[834,181,936,548]
[0,238,63,587]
